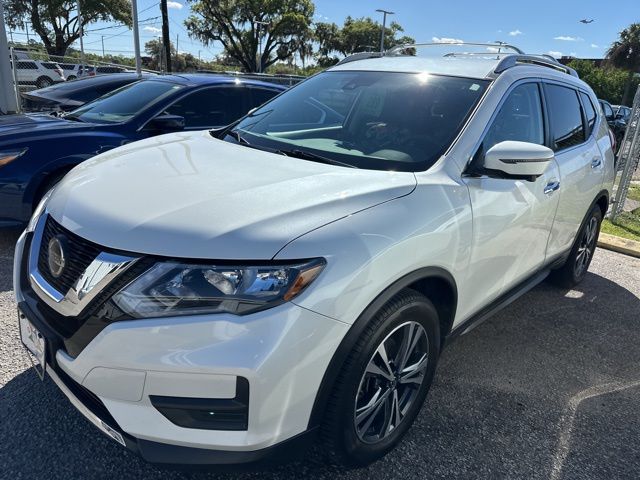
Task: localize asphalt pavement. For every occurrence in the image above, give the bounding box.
[1,227,639,480]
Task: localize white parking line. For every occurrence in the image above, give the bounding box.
[550,379,640,480]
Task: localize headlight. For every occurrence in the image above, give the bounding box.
[0,148,28,168]
[112,258,326,318]
[25,187,55,233]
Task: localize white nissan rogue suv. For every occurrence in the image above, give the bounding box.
[14,43,615,467]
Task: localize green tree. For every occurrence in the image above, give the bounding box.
[568,59,639,105]
[185,0,315,73]
[315,16,414,66]
[606,23,640,105]
[3,0,132,57]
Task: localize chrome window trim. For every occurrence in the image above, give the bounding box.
[28,213,139,317]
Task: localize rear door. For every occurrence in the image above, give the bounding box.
[543,83,604,258]
[165,86,251,130]
[464,81,561,306]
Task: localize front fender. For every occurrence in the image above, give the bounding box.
[274,181,473,326]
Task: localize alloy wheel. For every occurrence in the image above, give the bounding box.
[354,321,429,444]
[574,216,598,277]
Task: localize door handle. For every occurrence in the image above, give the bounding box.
[544,181,560,195]
[591,157,602,168]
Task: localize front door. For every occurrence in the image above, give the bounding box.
[462,82,560,314]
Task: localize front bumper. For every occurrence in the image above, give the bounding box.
[14,231,350,464]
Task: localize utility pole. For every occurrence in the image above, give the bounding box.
[78,0,85,67]
[253,19,268,73]
[131,0,142,77]
[26,24,30,44]
[160,0,171,72]
[101,36,105,58]
[375,9,394,54]
[0,1,19,113]
[198,50,201,68]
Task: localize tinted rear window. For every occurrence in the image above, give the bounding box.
[545,84,585,151]
[580,92,597,137]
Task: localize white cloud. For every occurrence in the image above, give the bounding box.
[547,50,563,58]
[591,43,599,48]
[432,36,464,44]
[166,1,183,9]
[143,26,161,34]
[509,29,523,36]
[554,35,583,42]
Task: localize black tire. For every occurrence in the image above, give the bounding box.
[320,288,440,466]
[36,76,52,89]
[67,75,76,81]
[549,205,602,288]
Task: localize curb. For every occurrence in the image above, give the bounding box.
[597,232,640,259]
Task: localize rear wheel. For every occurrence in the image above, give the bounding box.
[321,289,440,466]
[36,76,52,89]
[67,75,76,81]
[549,205,602,288]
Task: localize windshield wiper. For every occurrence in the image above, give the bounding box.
[63,113,84,122]
[227,129,251,145]
[277,149,357,169]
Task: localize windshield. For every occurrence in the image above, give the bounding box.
[225,71,488,171]
[69,80,183,124]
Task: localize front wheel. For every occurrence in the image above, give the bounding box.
[550,205,602,288]
[321,289,440,466]
[36,76,52,89]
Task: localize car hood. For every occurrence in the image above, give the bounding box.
[0,113,92,136]
[47,130,417,259]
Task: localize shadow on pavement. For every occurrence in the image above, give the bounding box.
[1,270,639,479]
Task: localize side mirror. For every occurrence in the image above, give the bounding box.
[483,141,554,178]
[147,114,185,132]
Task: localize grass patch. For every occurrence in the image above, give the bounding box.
[602,208,640,242]
[628,183,640,202]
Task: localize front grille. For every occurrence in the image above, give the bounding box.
[37,216,101,294]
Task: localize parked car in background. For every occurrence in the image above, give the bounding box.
[13,44,614,467]
[12,59,65,88]
[57,63,94,81]
[0,74,285,227]
[21,73,152,112]
[599,99,626,148]
[613,105,632,123]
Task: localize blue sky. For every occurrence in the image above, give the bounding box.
[6,0,640,62]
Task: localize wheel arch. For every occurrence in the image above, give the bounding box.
[307,266,457,429]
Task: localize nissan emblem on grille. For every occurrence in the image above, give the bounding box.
[47,235,66,278]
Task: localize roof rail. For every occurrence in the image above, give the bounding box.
[387,42,525,55]
[335,51,383,66]
[494,55,579,77]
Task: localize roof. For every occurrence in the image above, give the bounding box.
[329,43,579,81]
[330,55,503,79]
[151,73,287,89]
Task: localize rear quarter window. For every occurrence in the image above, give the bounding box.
[580,92,597,138]
[545,84,585,151]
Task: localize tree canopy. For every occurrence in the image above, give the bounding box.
[314,16,414,66]
[568,59,639,105]
[606,23,640,104]
[3,0,132,57]
[185,0,315,73]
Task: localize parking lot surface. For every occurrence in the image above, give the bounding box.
[1,228,639,480]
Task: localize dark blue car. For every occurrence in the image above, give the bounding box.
[0,74,285,227]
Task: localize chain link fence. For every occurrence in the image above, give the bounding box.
[610,85,640,222]
[6,46,304,113]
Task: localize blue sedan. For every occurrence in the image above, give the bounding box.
[0,74,285,227]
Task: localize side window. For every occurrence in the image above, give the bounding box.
[17,61,37,70]
[545,84,585,151]
[166,87,249,128]
[249,88,280,108]
[482,83,544,153]
[580,92,597,137]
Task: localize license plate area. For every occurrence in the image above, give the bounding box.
[18,308,47,380]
